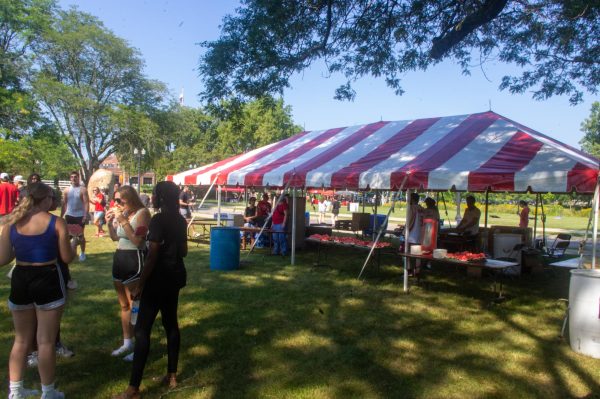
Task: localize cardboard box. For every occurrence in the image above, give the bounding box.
[352,213,370,231]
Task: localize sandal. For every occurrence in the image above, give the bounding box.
[152,374,177,389]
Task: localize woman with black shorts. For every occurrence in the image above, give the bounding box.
[106,186,151,361]
[113,181,187,399]
[0,182,75,399]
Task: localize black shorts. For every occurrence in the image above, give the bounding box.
[9,264,66,311]
[65,215,85,228]
[112,249,145,285]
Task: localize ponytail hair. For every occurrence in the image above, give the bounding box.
[0,183,53,226]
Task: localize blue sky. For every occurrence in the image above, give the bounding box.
[59,0,598,148]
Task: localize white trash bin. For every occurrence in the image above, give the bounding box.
[569,269,600,358]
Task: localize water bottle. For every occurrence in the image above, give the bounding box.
[130,300,140,325]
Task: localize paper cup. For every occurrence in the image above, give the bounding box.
[410,245,422,255]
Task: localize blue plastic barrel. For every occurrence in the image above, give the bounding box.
[364,214,388,236]
[210,227,240,271]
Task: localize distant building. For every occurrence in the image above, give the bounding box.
[100,154,155,187]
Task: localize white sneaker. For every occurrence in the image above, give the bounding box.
[79,253,86,262]
[8,388,40,398]
[111,342,134,357]
[123,352,134,362]
[66,280,78,290]
[56,342,74,358]
[26,351,38,367]
[40,390,64,399]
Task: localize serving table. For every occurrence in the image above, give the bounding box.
[305,237,392,268]
[398,252,518,299]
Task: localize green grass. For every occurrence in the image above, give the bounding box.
[1,226,599,398]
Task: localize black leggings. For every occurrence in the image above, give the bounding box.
[129,286,181,388]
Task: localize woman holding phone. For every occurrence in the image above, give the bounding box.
[106,186,151,361]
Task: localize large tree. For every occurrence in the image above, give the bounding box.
[200,0,599,104]
[0,0,55,138]
[32,8,167,183]
[580,101,600,158]
[211,96,302,157]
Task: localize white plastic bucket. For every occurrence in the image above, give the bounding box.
[569,269,600,358]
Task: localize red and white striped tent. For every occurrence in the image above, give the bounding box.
[168,111,598,193]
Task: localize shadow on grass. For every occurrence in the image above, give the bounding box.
[0,241,599,398]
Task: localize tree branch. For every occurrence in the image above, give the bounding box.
[430,0,509,60]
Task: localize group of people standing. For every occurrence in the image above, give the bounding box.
[243,192,290,256]
[0,172,188,399]
[310,195,341,225]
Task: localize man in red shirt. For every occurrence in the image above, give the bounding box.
[255,192,272,227]
[271,194,289,256]
[90,187,106,236]
[0,172,18,216]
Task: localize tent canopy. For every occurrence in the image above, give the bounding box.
[168,111,599,194]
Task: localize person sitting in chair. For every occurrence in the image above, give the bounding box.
[456,195,481,237]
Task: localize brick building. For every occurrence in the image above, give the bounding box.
[100,154,155,187]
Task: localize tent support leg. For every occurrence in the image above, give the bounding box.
[592,180,599,269]
[533,194,539,246]
[217,185,222,225]
[291,189,297,266]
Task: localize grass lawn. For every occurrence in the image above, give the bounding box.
[1,226,599,398]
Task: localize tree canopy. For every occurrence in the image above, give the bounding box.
[0,0,55,138]
[32,7,167,183]
[580,101,600,158]
[200,0,599,104]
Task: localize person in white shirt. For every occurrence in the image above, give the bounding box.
[60,171,90,262]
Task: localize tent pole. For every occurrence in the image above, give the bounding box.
[533,194,539,247]
[291,189,297,266]
[404,187,412,293]
[187,174,219,231]
[245,175,294,258]
[439,192,452,228]
[217,185,222,224]
[455,192,462,225]
[484,190,489,230]
[357,174,408,281]
[592,180,599,269]
[540,195,546,248]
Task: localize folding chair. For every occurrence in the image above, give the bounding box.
[545,233,571,259]
[495,243,525,276]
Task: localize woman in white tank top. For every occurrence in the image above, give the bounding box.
[106,186,151,360]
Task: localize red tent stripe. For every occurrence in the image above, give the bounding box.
[204,129,313,185]
[567,163,600,193]
[467,131,544,191]
[330,117,441,188]
[284,121,389,187]
[391,112,500,188]
[183,163,222,185]
[244,127,346,186]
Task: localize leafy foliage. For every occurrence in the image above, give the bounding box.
[0,136,78,178]
[31,8,167,183]
[200,0,599,104]
[579,101,600,158]
[0,0,55,138]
